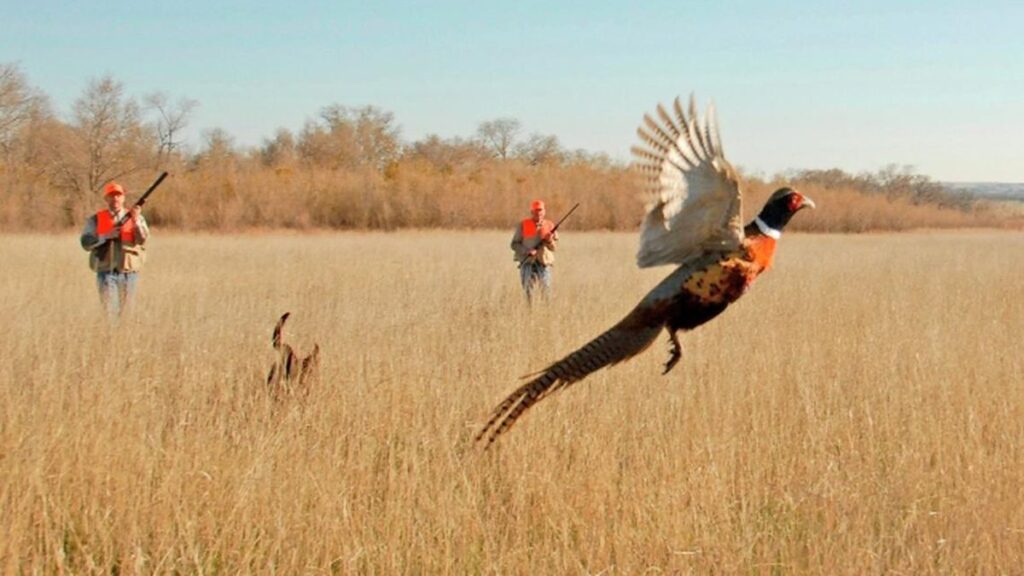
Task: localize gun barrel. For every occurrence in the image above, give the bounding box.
[135,171,168,207]
[551,202,580,233]
[116,171,168,226]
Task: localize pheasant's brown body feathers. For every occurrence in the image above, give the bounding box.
[477,95,815,445]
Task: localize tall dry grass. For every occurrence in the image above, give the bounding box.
[1,230,1023,574]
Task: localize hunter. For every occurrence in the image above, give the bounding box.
[79,181,150,318]
[511,199,559,302]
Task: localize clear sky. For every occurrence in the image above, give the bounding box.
[4,0,1022,182]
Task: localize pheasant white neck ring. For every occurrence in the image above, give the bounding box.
[755,217,782,239]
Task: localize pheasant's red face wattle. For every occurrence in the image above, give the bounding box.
[788,192,805,213]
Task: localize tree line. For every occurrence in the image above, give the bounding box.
[1,63,1016,232]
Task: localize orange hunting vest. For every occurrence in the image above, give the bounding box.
[521,218,554,240]
[96,210,137,243]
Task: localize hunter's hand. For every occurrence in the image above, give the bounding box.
[527,249,538,257]
[130,205,142,222]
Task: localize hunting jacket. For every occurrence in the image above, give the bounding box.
[511,218,557,266]
[80,209,150,273]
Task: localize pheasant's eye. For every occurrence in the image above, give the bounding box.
[787,193,804,212]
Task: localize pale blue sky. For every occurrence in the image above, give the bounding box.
[4,0,1022,181]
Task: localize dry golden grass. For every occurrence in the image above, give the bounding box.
[2,230,1023,574]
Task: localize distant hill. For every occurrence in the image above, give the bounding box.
[944,182,1024,202]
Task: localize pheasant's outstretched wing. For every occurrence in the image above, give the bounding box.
[632,95,743,268]
[476,312,664,446]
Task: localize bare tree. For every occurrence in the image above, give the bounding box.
[45,75,156,223]
[476,117,521,160]
[193,127,237,169]
[515,133,563,166]
[320,104,400,170]
[564,149,614,169]
[352,106,401,170]
[260,127,297,168]
[0,62,49,158]
[405,134,491,173]
[297,118,358,170]
[146,91,198,166]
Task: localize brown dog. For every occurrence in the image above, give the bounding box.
[266,312,320,399]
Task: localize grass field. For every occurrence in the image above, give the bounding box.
[2,230,1023,574]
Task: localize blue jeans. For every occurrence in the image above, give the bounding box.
[96,271,138,318]
[519,261,552,302]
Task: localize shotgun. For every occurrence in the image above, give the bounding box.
[95,171,168,257]
[549,202,580,236]
[522,202,580,257]
[116,171,168,226]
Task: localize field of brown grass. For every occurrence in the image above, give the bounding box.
[2,230,1023,574]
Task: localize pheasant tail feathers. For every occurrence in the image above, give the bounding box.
[476,321,662,446]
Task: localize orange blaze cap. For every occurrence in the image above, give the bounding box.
[530,200,545,212]
[103,182,124,196]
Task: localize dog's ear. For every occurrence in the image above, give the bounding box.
[272,312,290,350]
[304,345,320,370]
[299,344,320,388]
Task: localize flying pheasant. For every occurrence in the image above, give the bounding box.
[477,95,815,445]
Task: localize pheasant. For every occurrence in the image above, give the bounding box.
[477,95,815,445]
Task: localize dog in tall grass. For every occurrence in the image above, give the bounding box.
[266,312,320,400]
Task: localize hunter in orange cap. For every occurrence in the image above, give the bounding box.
[511,199,559,303]
[80,180,150,318]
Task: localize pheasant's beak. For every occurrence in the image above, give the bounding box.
[800,196,816,210]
